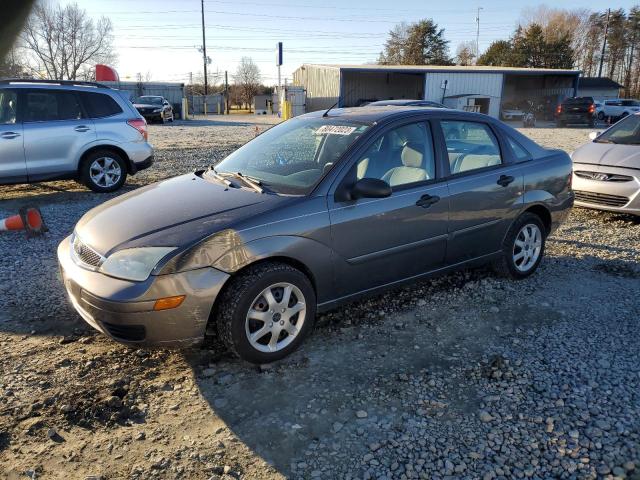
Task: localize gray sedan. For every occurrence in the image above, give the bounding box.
[58,107,573,363]
[572,113,640,215]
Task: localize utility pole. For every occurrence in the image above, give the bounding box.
[598,8,611,78]
[200,0,208,95]
[475,7,483,63]
[224,70,229,114]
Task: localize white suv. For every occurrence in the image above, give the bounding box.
[600,98,640,121]
[0,79,153,193]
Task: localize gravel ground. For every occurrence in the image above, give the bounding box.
[1,117,639,479]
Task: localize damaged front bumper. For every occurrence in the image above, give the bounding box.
[57,235,230,347]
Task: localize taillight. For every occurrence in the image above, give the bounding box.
[127,118,148,141]
[588,104,595,114]
[556,105,562,115]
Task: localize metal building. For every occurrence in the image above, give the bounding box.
[576,77,623,100]
[293,64,581,119]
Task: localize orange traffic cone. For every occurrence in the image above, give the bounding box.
[0,207,48,237]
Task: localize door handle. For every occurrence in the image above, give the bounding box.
[415,194,440,208]
[497,175,515,187]
[1,132,20,139]
[74,126,91,132]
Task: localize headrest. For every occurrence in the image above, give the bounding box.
[401,143,423,168]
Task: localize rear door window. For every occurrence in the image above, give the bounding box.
[79,92,123,118]
[441,121,502,174]
[23,90,84,122]
[0,90,18,124]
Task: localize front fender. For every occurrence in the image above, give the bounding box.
[212,235,334,303]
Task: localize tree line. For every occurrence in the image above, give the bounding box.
[378,5,640,98]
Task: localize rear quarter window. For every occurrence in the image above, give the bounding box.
[80,92,123,118]
[506,136,531,162]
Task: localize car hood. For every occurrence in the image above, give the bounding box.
[572,142,640,169]
[75,173,288,255]
[133,103,161,109]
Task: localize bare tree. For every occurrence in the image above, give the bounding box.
[233,57,261,112]
[455,42,476,66]
[20,2,115,80]
[0,45,26,78]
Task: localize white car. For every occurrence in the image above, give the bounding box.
[572,113,640,215]
[599,99,640,121]
[501,108,525,120]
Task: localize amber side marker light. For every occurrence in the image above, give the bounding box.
[153,295,186,311]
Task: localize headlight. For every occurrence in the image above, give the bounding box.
[153,108,162,113]
[99,247,177,282]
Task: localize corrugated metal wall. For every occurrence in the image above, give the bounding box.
[424,72,504,117]
[341,71,424,107]
[502,75,575,102]
[293,65,339,112]
[189,94,225,114]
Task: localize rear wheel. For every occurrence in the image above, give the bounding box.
[80,150,127,193]
[493,212,546,280]
[216,262,316,363]
[597,111,605,121]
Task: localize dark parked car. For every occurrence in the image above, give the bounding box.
[365,99,446,108]
[556,97,596,127]
[58,107,573,363]
[132,95,174,123]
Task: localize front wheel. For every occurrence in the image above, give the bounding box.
[493,213,546,280]
[215,263,316,363]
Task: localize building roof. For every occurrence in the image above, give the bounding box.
[299,64,581,76]
[578,77,623,89]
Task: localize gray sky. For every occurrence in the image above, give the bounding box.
[62,0,634,87]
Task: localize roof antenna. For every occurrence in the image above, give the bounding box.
[322,100,339,117]
[322,87,356,117]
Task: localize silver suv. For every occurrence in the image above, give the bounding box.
[0,79,154,192]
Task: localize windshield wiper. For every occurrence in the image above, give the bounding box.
[207,167,238,188]
[220,171,267,194]
[594,139,616,144]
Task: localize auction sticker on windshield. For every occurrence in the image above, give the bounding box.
[315,125,357,136]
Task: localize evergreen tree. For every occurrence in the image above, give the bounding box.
[477,40,513,66]
[378,19,451,65]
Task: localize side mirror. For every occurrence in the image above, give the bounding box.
[589,131,601,141]
[351,178,392,199]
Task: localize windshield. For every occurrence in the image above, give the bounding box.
[210,117,371,194]
[136,96,163,105]
[595,114,640,145]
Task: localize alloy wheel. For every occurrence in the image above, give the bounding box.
[89,157,122,188]
[245,282,306,353]
[513,223,542,272]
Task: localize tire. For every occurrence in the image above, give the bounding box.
[80,149,127,193]
[492,212,546,280]
[216,262,316,363]
[597,112,605,121]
